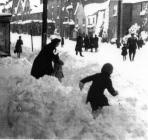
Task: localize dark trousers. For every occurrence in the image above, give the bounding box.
[129,49,136,61]
[76,51,83,57]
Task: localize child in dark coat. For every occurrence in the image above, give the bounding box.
[53,53,64,82]
[14,36,23,58]
[79,63,118,119]
[121,43,128,61]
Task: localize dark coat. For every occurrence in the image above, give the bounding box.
[127,37,138,51]
[61,37,64,46]
[75,36,83,51]
[53,54,64,80]
[31,44,57,79]
[80,72,116,110]
[84,36,90,49]
[137,39,144,48]
[15,39,23,53]
[121,46,127,56]
[94,36,99,48]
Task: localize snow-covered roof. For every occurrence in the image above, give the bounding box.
[5,1,12,9]
[84,0,110,16]
[11,19,55,24]
[30,4,43,14]
[0,6,3,13]
[29,0,41,7]
[66,4,73,10]
[0,13,11,16]
[0,0,8,4]
[69,19,75,25]
[63,19,75,25]
[74,2,79,15]
[122,0,148,3]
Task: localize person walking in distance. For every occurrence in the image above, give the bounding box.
[121,41,128,61]
[61,36,64,47]
[127,33,138,61]
[75,35,84,57]
[14,36,23,58]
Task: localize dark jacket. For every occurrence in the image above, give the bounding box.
[61,37,64,45]
[121,46,127,56]
[94,36,99,48]
[15,39,23,53]
[75,36,83,51]
[127,37,138,50]
[80,72,116,107]
[31,44,56,79]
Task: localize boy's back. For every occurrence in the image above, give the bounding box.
[81,73,116,100]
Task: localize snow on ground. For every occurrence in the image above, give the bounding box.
[0,33,148,139]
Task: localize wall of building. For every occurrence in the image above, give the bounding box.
[108,0,118,40]
[131,2,148,32]
[122,4,132,36]
[75,3,86,35]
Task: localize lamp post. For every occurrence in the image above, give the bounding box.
[117,0,122,48]
[41,0,48,49]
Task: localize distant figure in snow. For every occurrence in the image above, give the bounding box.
[84,34,90,51]
[127,33,138,61]
[94,35,99,52]
[79,63,118,119]
[75,35,84,57]
[137,35,144,49]
[31,38,61,79]
[53,53,64,82]
[14,36,23,58]
[61,36,64,47]
[121,41,128,61]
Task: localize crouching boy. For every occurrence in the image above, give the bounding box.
[79,63,118,119]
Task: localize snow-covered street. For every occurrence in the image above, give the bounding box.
[0,33,148,139]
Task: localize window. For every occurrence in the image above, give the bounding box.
[113,5,117,16]
[140,2,148,16]
[83,18,85,24]
[57,7,60,15]
[76,18,78,24]
[88,18,90,24]
[93,17,95,24]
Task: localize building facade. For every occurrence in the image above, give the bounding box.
[108,0,148,41]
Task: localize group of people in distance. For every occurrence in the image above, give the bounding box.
[75,34,99,57]
[121,32,144,61]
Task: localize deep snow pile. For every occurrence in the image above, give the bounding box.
[0,54,148,139]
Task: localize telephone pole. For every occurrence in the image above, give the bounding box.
[42,0,48,49]
[60,0,64,37]
[117,0,122,48]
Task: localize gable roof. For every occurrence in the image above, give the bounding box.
[84,0,110,16]
[122,0,148,3]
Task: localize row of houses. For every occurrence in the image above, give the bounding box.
[2,0,148,41]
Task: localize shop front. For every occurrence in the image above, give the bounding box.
[0,13,11,56]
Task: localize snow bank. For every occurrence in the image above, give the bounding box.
[0,54,147,139]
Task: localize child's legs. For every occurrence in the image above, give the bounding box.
[129,51,132,61]
[132,49,136,60]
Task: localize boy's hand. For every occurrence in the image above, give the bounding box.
[113,90,118,96]
[79,82,84,91]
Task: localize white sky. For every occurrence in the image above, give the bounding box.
[0,32,148,139]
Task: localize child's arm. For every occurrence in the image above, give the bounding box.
[79,74,97,90]
[106,79,118,96]
[59,59,64,65]
[80,74,96,83]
